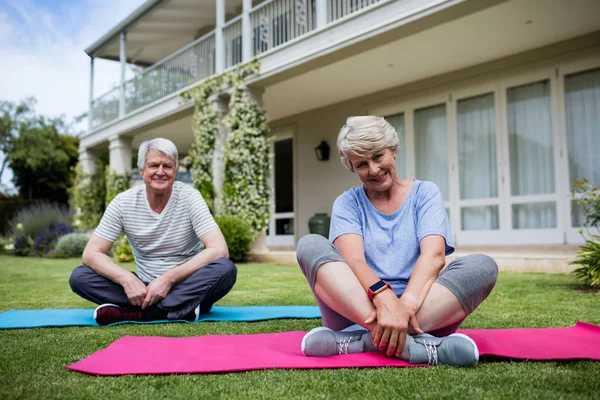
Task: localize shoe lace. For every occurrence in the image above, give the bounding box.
[337,337,353,355]
[423,340,438,365]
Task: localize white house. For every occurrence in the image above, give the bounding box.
[79,0,600,266]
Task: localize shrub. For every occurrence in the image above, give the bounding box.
[53,232,91,258]
[112,234,134,263]
[12,236,32,256]
[7,202,72,256]
[570,235,600,288]
[215,215,254,263]
[0,198,37,236]
[33,222,73,255]
[571,179,600,288]
[572,178,600,229]
[7,202,72,240]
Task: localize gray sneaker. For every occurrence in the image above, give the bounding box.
[406,333,479,367]
[301,327,378,356]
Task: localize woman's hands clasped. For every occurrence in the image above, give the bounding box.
[364,291,423,357]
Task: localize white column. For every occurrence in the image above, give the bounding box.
[316,0,327,29]
[79,148,98,175]
[88,56,95,131]
[246,86,265,108]
[210,94,229,214]
[119,32,127,117]
[215,0,225,73]
[242,0,252,62]
[109,136,132,175]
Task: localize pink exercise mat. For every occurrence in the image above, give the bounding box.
[67,322,600,376]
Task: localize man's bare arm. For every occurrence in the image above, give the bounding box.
[82,234,147,306]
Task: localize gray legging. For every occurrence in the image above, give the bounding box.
[296,234,498,337]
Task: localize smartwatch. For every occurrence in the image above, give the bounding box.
[367,280,392,300]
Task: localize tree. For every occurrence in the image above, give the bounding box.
[0,98,37,182]
[2,98,79,204]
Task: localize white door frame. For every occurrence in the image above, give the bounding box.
[266,129,295,247]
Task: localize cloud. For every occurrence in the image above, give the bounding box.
[0,0,146,190]
[0,0,145,122]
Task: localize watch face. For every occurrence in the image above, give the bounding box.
[369,280,386,292]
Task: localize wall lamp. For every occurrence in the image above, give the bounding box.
[314,140,330,161]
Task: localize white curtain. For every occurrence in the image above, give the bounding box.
[512,203,557,229]
[565,68,600,187]
[414,104,448,200]
[457,93,498,230]
[462,206,499,231]
[507,80,556,229]
[385,113,406,179]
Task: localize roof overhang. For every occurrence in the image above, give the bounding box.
[84,0,240,66]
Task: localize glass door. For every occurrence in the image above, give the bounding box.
[454,90,503,245]
[562,66,600,243]
[500,76,563,244]
[267,135,295,247]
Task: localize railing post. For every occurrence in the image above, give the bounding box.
[215,0,225,73]
[316,0,328,28]
[119,31,127,117]
[242,0,252,62]
[88,56,95,131]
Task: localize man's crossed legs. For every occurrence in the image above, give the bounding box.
[69,258,237,325]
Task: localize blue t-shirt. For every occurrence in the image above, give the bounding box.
[329,180,454,296]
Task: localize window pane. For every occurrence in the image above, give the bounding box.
[565,68,600,187]
[274,139,293,213]
[275,218,294,235]
[457,93,497,200]
[507,81,555,196]
[385,113,406,179]
[461,206,499,231]
[512,202,557,229]
[414,104,448,200]
[571,200,586,228]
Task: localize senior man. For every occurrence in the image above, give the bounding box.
[69,138,236,325]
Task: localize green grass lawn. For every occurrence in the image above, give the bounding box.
[0,255,599,399]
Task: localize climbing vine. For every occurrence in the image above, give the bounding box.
[182,60,270,233]
[222,63,271,233]
[105,166,131,205]
[72,163,105,230]
[181,80,220,212]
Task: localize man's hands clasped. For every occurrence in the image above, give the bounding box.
[121,273,173,309]
[364,291,423,357]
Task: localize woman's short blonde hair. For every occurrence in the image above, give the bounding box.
[336,116,398,172]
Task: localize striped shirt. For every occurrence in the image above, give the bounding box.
[95,181,218,283]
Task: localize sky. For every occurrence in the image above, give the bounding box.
[0,0,146,193]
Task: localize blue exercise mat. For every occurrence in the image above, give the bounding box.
[0,306,321,329]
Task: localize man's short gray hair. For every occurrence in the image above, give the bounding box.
[138,138,179,170]
[337,116,398,172]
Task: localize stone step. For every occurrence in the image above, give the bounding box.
[249,245,581,274]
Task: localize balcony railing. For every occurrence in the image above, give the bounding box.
[250,0,316,56]
[328,0,382,21]
[90,0,387,129]
[91,86,120,129]
[224,16,243,69]
[91,32,215,128]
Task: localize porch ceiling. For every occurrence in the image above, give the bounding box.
[86,0,243,66]
[261,0,600,121]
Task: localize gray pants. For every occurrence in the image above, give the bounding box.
[69,258,237,320]
[296,234,498,337]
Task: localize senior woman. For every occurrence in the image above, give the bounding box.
[297,116,498,367]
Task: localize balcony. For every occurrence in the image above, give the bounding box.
[88,0,387,129]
